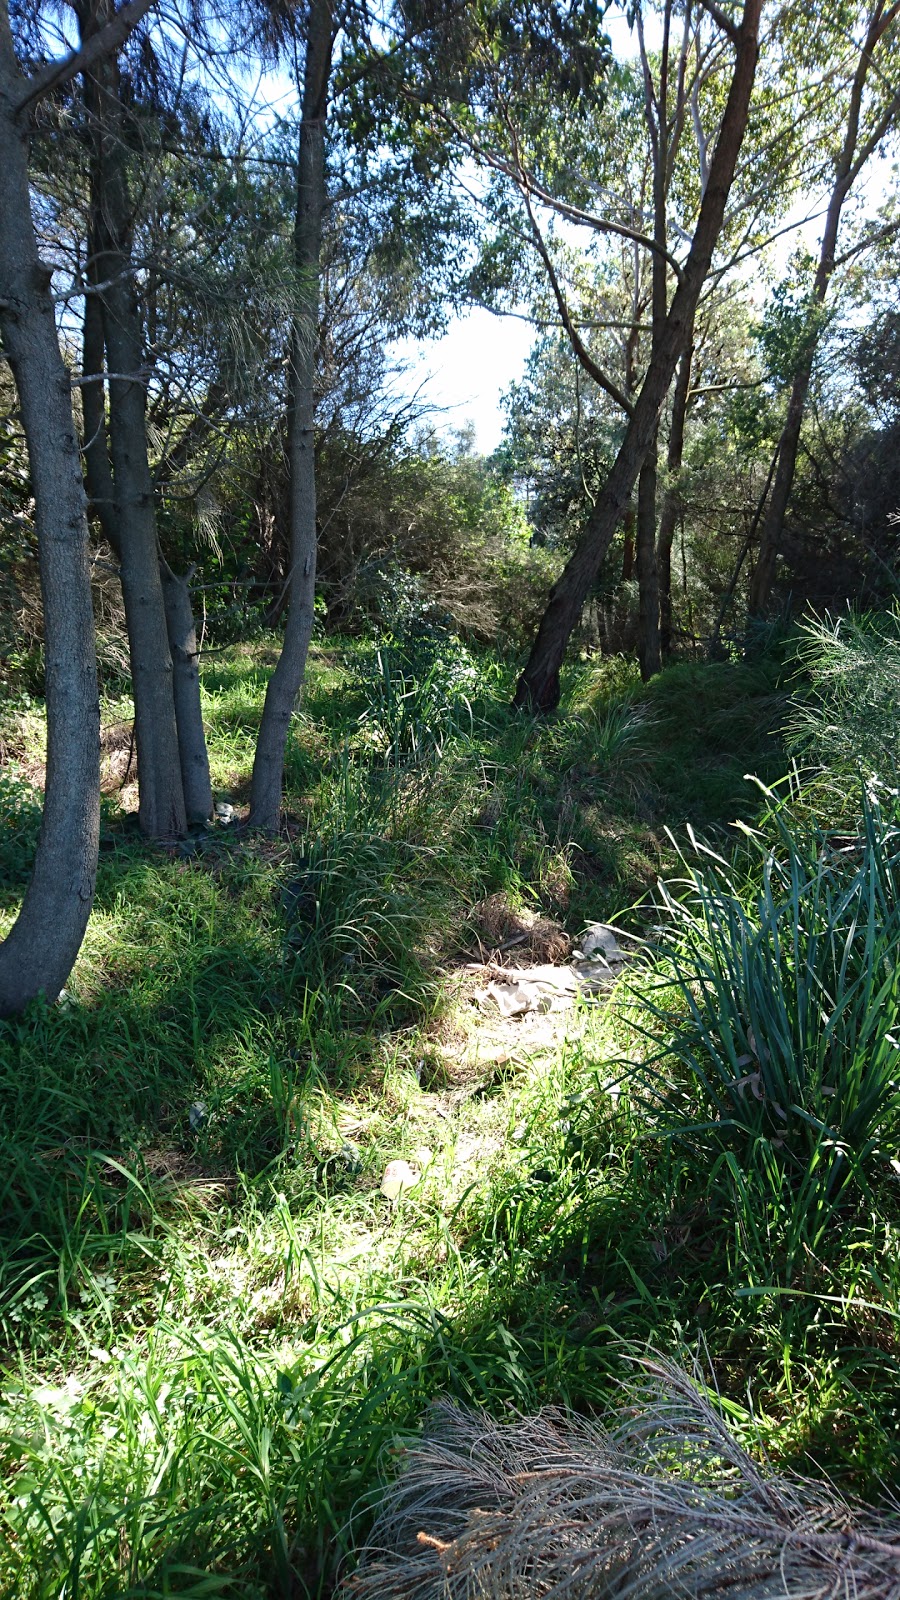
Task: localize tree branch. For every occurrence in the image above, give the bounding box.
[695,0,739,42]
[15,0,156,115]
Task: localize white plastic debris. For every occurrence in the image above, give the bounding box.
[380,1159,420,1199]
[189,1101,207,1130]
[579,923,625,967]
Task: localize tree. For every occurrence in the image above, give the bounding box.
[512,0,763,710]
[0,0,154,1015]
[79,0,210,833]
[748,0,900,616]
[249,0,332,831]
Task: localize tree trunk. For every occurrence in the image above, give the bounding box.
[0,23,100,1013]
[513,0,763,711]
[83,214,212,828]
[161,561,212,824]
[82,3,186,838]
[636,443,660,680]
[80,252,118,549]
[748,2,896,616]
[250,0,331,831]
[657,339,693,657]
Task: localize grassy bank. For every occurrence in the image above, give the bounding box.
[1,634,896,1597]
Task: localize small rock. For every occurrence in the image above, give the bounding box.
[412,1146,434,1168]
[380,1159,420,1199]
[581,924,624,964]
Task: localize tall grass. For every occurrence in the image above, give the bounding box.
[6,633,898,1596]
[787,608,900,799]
[628,786,900,1288]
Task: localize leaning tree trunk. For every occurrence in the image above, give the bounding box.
[250,0,331,831]
[657,338,692,657]
[636,441,660,681]
[161,561,212,824]
[748,1,898,617]
[0,28,99,1014]
[514,0,763,712]
[83,7,186,838]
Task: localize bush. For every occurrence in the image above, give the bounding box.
[354,625,481,766]
[787,608,900,794]
[629,789,900,1265]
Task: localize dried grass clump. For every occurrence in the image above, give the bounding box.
[468,893,570,965]
[344,1363,900,1599]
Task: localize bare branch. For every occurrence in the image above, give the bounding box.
[695,0,739,42]
[15,0,156,115]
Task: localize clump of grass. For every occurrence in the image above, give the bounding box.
[787,608,900,804]
[631,788,900,1191]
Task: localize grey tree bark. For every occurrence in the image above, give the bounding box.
[82,0,186,837]
[0,0,155,1013]
[657,336,692,657]
[513,0,763,711]
[250,0,332,831]
[748,0,900,615]
[161,562,213,823]
[82,234,211,825]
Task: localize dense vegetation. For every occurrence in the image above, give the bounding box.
[1,0,900,1592]
[2,625,900,1592]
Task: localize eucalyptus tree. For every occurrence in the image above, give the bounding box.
[748,0,900,615]
[512,0,763,709]
[409,0,814,689]
[0,0,154,1014]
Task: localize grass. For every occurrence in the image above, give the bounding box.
[1,632,898,1596]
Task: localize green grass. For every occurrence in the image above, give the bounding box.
[1,634,897,1596]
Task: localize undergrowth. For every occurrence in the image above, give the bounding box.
[1,631,897,1597]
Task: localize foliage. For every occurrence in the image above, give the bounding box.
[317,434,555,648]
[786,609,900,794]
[633,792,900,1226]
[18,642,899,1599]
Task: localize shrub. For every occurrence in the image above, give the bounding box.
[629,790,900,1261]
[787,608,900,795]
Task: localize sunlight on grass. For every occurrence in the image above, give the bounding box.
[2,635,898,1596]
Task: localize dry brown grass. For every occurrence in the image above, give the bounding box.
[343,1362,900,1599]
[466,893,571,966]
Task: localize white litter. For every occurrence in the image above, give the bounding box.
[478,927,628,1019]
[380,1159,420,1199]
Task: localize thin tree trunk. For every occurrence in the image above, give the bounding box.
[636,443,660,680]
[0,17,99,1013]
[710,443,780,653]
[80,254,118,549]
[514,0,763,712]
[83,215,211,827]
[748,1,898,615]
[250,0,331,831]
[657,338,692,658]
[161,561,212,824]
[82,0,185,838]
